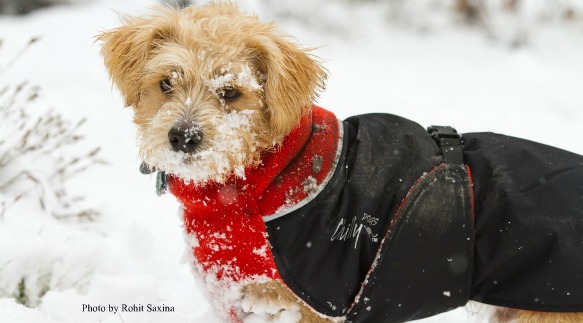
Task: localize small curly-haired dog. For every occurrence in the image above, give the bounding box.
[99,2,583,323]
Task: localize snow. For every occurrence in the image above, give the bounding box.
[0,298,56,323]
[0,0,581,323]
[206,64,263,94]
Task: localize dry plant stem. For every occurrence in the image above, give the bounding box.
[0,38,103,220]
[0,37,39,75]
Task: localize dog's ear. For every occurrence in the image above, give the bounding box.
[250,32,327,139]
[98,16,169,107]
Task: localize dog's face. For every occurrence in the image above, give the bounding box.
[99,3,326,183]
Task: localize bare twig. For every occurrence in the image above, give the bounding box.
[0,38,39,76]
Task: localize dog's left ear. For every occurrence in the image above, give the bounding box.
[97,15,170,107]
[250,32,327,140]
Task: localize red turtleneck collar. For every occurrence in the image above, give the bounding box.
[166,106,340,313]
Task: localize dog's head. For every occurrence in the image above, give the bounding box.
[98,3,326,183]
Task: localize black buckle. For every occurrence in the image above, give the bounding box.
[428,126,459,140]
[427,126,465,165]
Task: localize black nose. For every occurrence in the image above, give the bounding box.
[168,122,203,153]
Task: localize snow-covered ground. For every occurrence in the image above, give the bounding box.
[0,0,581,322]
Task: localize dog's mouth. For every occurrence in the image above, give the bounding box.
[182,154,197,164]
[138,152,202,173]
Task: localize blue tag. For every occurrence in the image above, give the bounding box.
[156,171,167,196]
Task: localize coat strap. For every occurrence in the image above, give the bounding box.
[428,126,465,165]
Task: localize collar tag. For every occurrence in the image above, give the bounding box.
[156,171,168,196]
[140,161,154,174]
[140,162,167,196]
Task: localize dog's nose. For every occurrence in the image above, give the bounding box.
[168,122,203,153]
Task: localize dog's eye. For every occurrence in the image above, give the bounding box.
[160,78,173,94]
[220,88,241,101]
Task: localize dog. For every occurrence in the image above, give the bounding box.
[98,3,583,322]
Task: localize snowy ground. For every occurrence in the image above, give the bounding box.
[0,0,582,322]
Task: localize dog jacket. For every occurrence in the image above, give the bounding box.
[167,106,583,322]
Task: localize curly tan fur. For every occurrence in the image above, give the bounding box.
[243,281,336,323]
[493,307,583,323]
[97,3,327,133]
[516,310,583,323]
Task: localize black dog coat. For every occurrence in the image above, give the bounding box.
[264,113,583,322]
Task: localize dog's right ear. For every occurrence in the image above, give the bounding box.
[98,16,168,107]
[248,30,327,140]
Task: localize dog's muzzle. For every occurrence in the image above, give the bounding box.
[168,122,203,153]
